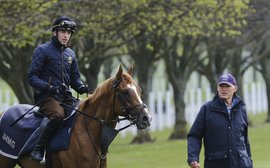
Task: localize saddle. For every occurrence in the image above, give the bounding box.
[0,101,79,159]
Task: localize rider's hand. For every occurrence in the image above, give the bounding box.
[58,83,67,92]
[77,85,89,94]
[48,85,59,95]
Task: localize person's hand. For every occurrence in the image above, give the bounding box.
[58,83,67,92]
[77,85,89,94]
[189,161,200,168]
[48,85,59,95]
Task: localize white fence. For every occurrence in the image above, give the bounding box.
[0,82,268,137]
[116,82,268,137]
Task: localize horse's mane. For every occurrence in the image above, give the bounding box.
[79,71,135,110]
[91,77,115,102]
[79,77,114,110]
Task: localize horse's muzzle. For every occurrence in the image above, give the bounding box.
[136,108,152,130]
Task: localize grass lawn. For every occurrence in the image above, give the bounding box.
[13,112,270,168]
[107,112,270,168]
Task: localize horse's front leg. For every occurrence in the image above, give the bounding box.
[0,155,17,168]
[100,158,107,168]
[19,155,45,168]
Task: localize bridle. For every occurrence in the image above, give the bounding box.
[61,77,148,161]
[112,78,147,128]
[63,78,147,130]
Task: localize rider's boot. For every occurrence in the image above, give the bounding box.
[30,119,60,162]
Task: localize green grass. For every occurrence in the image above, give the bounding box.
[0,79,17,105]
[107,112,270,168]
[13,111,270,168]
[107,129,187,168]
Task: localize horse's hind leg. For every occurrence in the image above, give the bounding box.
[19,155,45,168]
[0,155,17,168]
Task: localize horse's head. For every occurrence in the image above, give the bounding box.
[112,65,151,130]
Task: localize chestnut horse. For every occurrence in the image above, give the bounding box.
[0,65,151,168]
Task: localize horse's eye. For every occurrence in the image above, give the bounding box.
[122,90,129,96]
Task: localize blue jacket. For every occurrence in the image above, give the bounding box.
[187,94,253,168]
[27,36,84,102]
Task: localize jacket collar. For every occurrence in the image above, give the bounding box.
[51,36,67,50]
[210,94,242,113]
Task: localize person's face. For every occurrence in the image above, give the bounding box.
[217,83,237,101]
[54,29,72,46]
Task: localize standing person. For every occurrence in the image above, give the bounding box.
[187,73,253,168]
[27,16,89,162]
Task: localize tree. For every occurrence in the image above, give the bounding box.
[163,35,204,139]
[48,1,253,140]
[0,0,253,138]
[248,32,270,122]
[0,0,56,103]
[159,0,250,139]
[239,0,270,122]
[127,33,162,143]
[0,0,56,47]
[0,44,35,103]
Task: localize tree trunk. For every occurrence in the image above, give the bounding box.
[128,34,160,144]
[130,130,156,144]
[260,58,270,123]
[0,44,34,104]
[80,58,103,93]
[163,35,199,140]
[130,62,156,144]
[168,77,188,139]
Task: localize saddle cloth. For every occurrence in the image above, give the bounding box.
[0,103,77,159]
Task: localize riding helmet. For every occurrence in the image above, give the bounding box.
[52,16,76,33]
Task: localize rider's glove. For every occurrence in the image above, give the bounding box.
[58,83,68,92]
[48,85,59,95]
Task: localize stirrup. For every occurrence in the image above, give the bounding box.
[39,150,46,165]
[30,150,46,165]
[30,145,45,163]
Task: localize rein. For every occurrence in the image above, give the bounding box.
[61,77,145,162]
[65,77,146,131]
[61,97,135,162]
[61,103,136,131]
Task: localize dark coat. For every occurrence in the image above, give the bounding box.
[27,36,84,102]
[187,94,253,168]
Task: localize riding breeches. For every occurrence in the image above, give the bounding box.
[39,97,65,120]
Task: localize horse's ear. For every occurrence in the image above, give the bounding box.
[116,65,123,80]
[127,66,133,76]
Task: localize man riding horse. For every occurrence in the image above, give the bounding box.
[27,16,89,162]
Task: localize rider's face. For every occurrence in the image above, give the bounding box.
[54,30,72,46]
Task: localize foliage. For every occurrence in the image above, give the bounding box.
[51,0,250,55]
[0,0,250,51]
[0,0,256,135]
[0,0,57,47]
